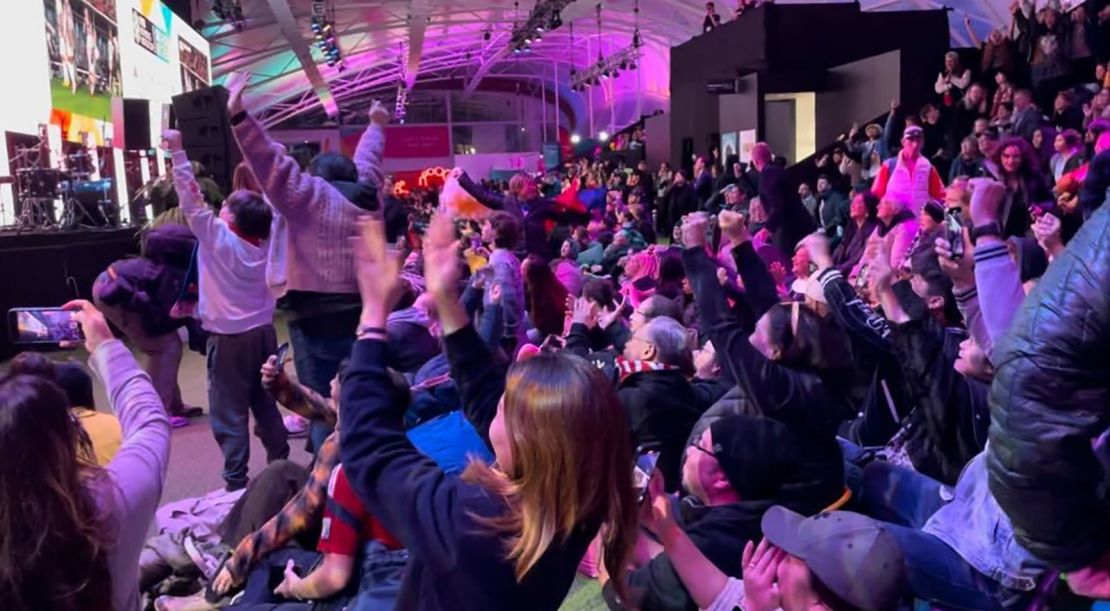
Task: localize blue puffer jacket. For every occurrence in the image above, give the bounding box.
[987,199,1110,571]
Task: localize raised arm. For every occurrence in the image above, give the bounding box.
[355,101,389,187]
[165,131,244,263]
[456,170,511,211]
[70,301,170,591]
[988,201,1110,571]
[425,211,504,441]
[340,216,468,573]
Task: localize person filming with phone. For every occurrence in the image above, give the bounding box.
[0,300,170,611]
[610,414,847,611]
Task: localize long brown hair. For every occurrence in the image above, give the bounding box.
[462,353,638,596]
[0,375,114,611]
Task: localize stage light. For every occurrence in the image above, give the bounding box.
[598,131,610,142]
[570,133,581,144]
[484,30,491,41]
[632,29,642,48]
[520,126,526,132]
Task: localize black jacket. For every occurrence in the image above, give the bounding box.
[618,370,707,493]
[458,172,589,260]
[988,200,1110,571]
[758,164,817,256]
[890,317,989,486]
[340,327,596,610]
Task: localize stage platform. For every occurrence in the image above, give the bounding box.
[0,227,140,360]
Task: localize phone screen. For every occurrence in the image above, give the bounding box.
[274,341,291,364]
[8,308,84,344]
[945,213,964,259]
[633,450,661,503]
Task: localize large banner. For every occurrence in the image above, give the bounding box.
[43,0,122,128]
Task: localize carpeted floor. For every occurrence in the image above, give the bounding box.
[0,322,607,610]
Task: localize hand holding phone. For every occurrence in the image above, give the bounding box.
[633,448,662,503]
[9,307,84,345]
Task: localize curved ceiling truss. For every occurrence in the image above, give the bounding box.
[198,0,698,129]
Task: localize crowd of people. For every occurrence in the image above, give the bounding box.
[4,2,1110,610]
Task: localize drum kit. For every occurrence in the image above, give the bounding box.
[4,133,117,233]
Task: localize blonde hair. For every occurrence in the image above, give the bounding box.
[462,353,637,594]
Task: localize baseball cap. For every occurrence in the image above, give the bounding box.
[902,125,924,140]
[761,507,907,611]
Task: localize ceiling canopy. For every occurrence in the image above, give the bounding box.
[199,0,1016,129]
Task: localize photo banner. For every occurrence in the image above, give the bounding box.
[132,7,167,60]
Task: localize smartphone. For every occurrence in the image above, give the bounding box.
[633,448,662,503]
[945,211,964,260]
[8,308,84,345]
[274,341,291,365]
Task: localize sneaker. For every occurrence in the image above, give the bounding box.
[283,414,309,438]
[169,416,190,429]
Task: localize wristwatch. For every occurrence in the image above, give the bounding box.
[970,221,1003,245]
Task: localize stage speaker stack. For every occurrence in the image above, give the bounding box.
[171,85,241,196]
[111,98,153,151]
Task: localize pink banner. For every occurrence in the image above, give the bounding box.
[384,125,451,158]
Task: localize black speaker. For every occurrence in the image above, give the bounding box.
[171,86,240,195]
[111,98,152,151]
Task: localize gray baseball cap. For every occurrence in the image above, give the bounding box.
[761,507,907,611]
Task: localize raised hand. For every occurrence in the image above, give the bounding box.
[161,129,183,152]
[61,300,114,352]
[225,72,250,116]
[571,296,599,328]
[741,538,785,611]
[718,209,750,245]
[368,99,391,125]
[935,230,975,292]
[968,178,1006,227]
[424,211,461,298]
[799,232,833,272]
[352,218,403,326]
[681,211,709,248]
[1032,212,1064,258]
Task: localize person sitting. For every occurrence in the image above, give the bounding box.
[1,300,169,611]
[481,211,527,354]
[616,315,710,492]
[987,173,1110,599]
[223,464,406,610]
[949,136,985,183]
[57,361,122,466]
[337,214,638,610]
[1050,128,1085,184]
[618,412,846,611]
[814,174,850,248]
[831,192,879,276]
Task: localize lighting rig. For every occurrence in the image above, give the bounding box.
[310,1,343,70]
[569,2,642,92]
[509,0,576,53]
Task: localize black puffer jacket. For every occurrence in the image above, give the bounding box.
[987,200,1110,571]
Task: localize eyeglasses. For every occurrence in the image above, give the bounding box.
[692,442,717,458]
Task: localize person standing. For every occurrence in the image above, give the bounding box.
[166,129,288,491]
[228,80,386,455]
[871,126,946,215]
